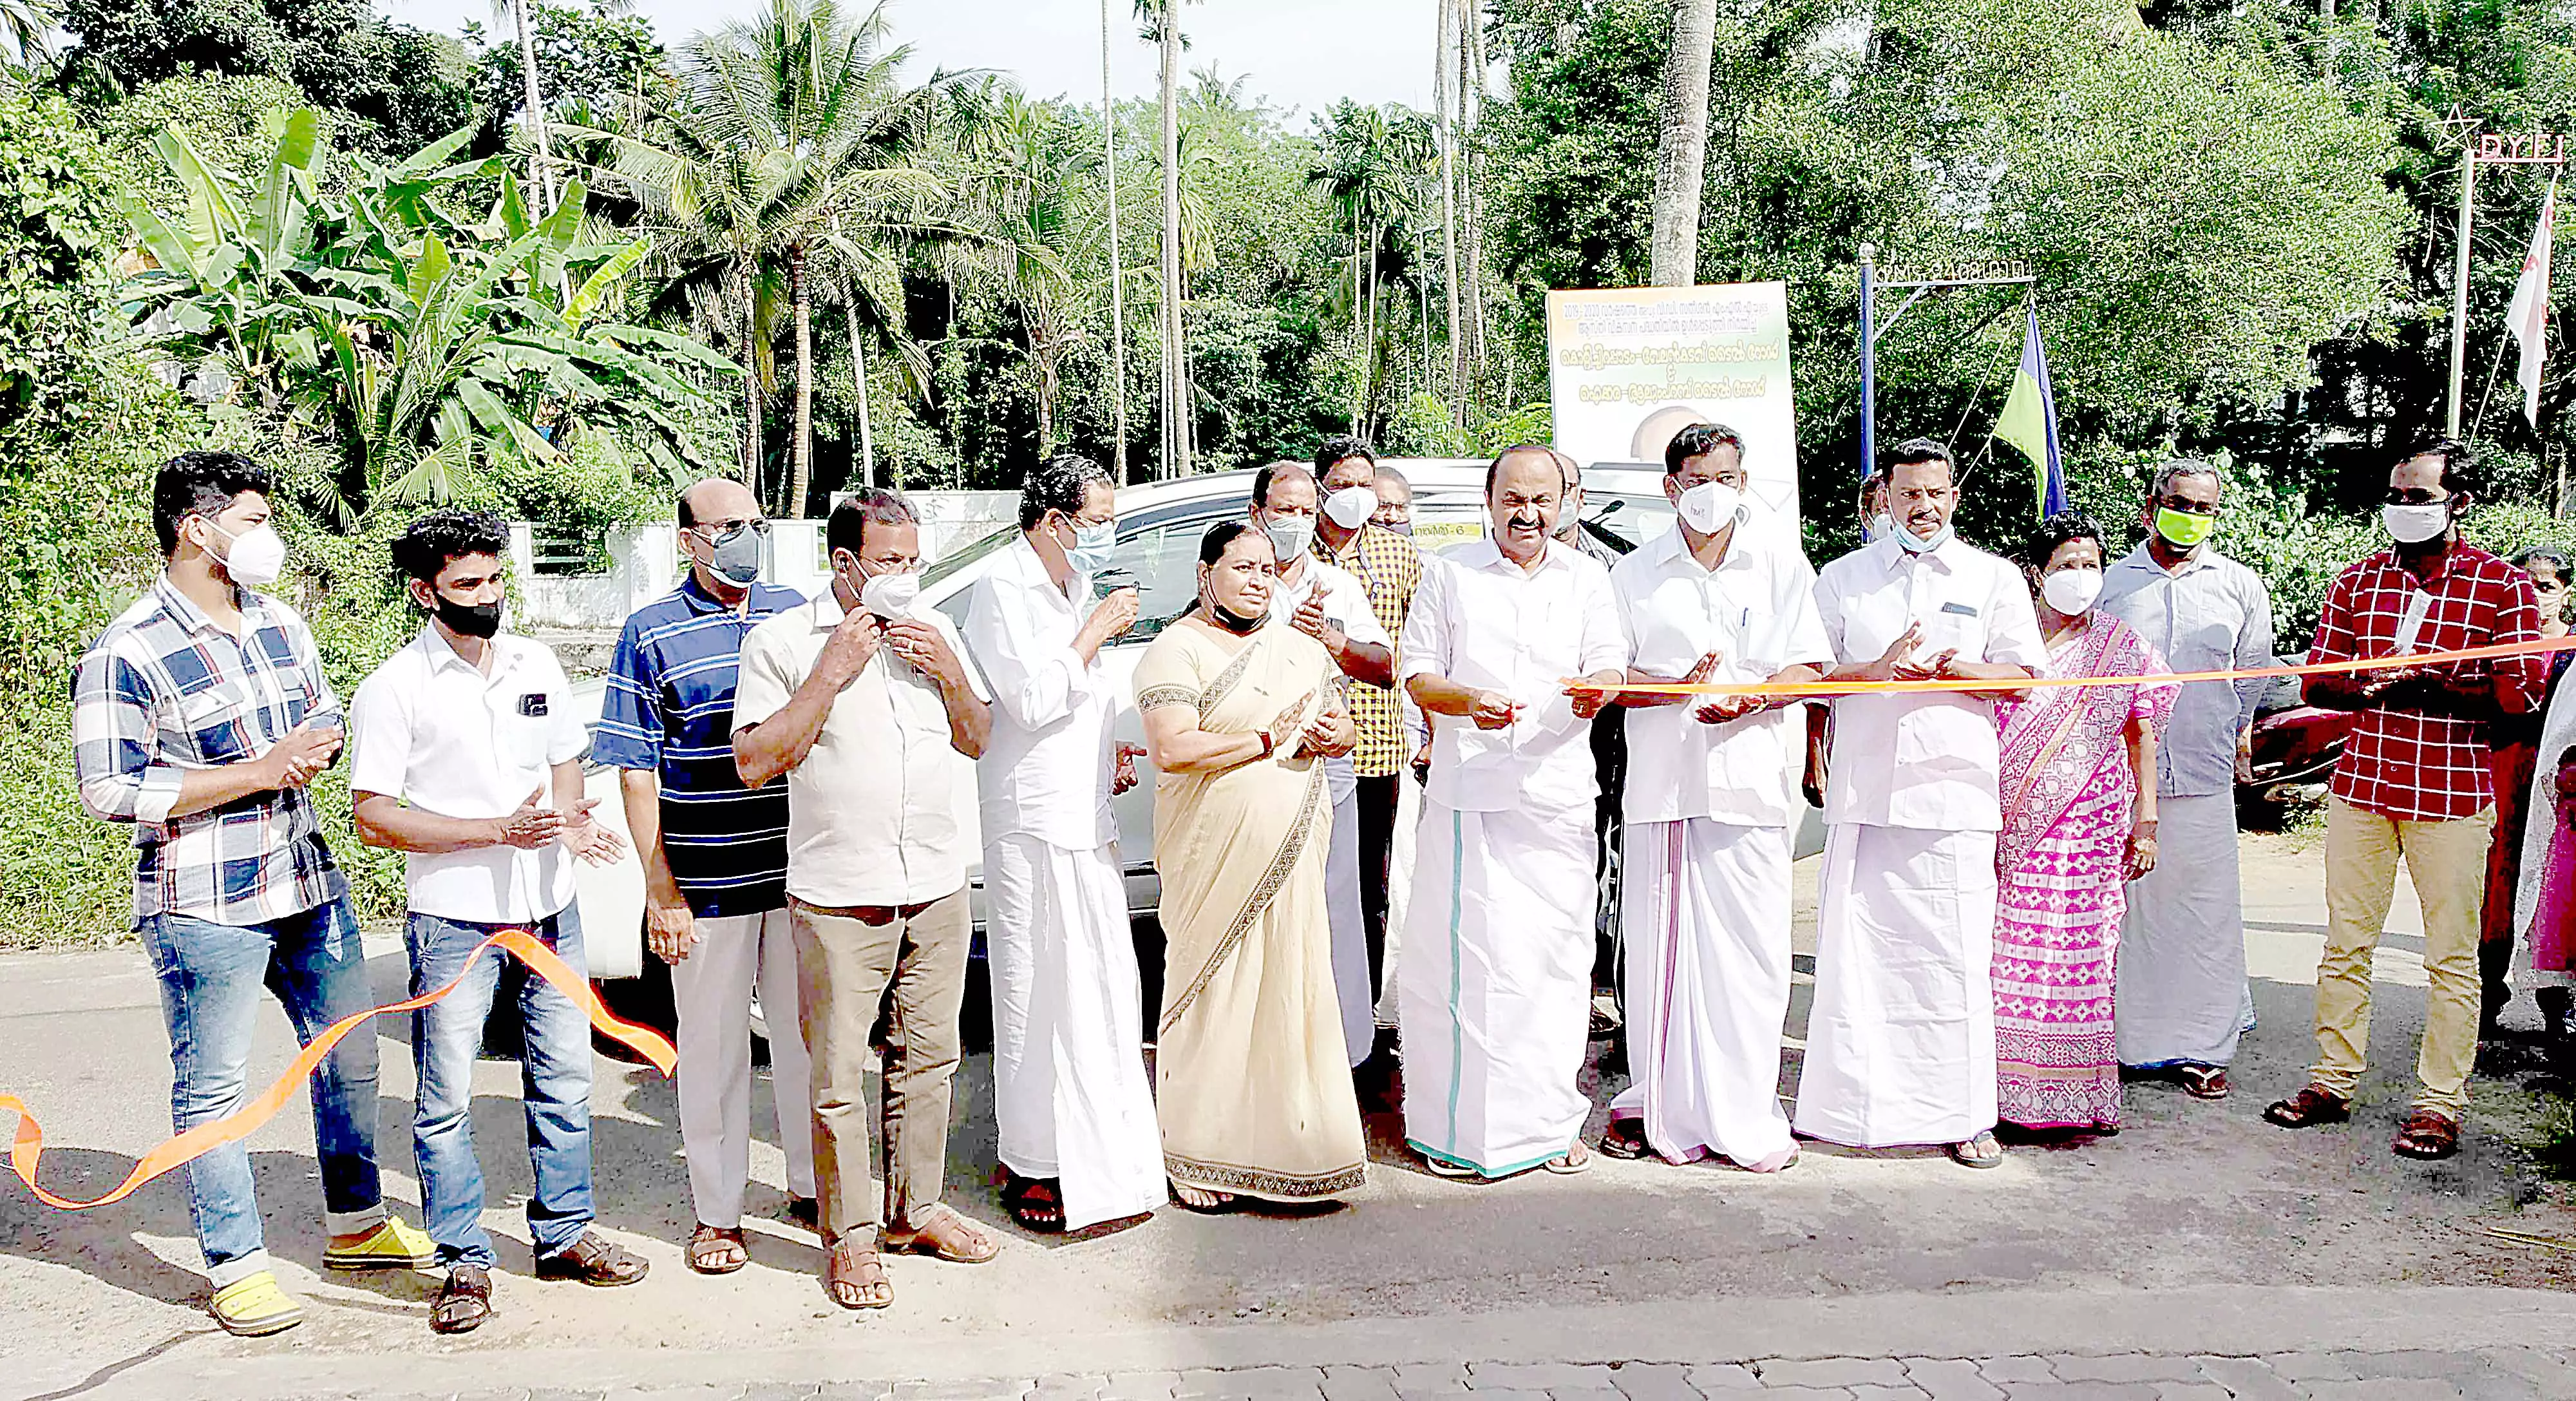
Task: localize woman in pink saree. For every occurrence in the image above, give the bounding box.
[1991,513,2177,1133]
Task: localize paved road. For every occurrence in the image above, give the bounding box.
[6,834,2576,1401]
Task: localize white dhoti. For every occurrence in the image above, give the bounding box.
[669,906,817,1228]
[1794,823,1999,1148]
[2114,791,2248,1069]
[1610,819,1796,1170]
[984,834,1164,1230]
[1325,759,1372,1068]
[1400,799,1595,1175]
[1378,774,1423,1027]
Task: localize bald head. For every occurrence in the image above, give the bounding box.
[680,476,760,531]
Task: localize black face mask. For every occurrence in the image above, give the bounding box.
[1206,598,1265,634]
[435,596,503,639]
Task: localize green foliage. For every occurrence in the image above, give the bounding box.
[95,73,343,214]
[0,80,120,439]
[466,1,668,137]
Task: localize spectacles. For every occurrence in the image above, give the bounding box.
[694,519,770,540]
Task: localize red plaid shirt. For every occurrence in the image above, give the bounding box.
[2311,543,2543,822]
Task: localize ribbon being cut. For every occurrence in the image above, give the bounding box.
[3,928,676,1212]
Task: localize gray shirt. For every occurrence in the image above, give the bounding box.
[2097,542,2273,798]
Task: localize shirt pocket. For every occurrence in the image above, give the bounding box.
[496,698,554,777]
[175,681,254,762]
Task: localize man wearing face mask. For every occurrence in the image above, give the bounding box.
[592,477,816,1277]
[1249,462,1396,1069]
[1803,438,2044,1169]
[2265,440,2544,1161]
[73,452,435,1337]
[733,490,997,1309]
[350,509,641,1334]
[961,454,1162,1234]
[1311,436,1423,1029]
[1600,423,1832,1170]
[1399,445,1629,1179]
[1801,472,1897,812]
[1372,465,1415,534]
[2096,461,2272,1102]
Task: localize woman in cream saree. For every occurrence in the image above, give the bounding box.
[1135,522,1367,1210]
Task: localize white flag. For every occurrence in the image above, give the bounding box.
[2508,176,2558,428]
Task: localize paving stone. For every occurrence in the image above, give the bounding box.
[1100,1375,1184,1401]
[2266,1354,2361,1383]
[2188,1358,2299,1401]
[1392,1371,1467,1394]
[1897,1360,2000,1401]
[1545,1387,1622,1401]
[1995,1386,2159,1401]
[2048,1357,2206,1385]
[742,1386,826,1401]
[817,1387,896,1401]
[2300,1382,2465,1400]
[1323,1368,1402,1401]
[1741,1390,1852,1400]
[1759,1363,1911,1391]
[2344,1354,2486,1381]
[1845,1387,1929,1400]
[2148,1387,2229,1401]
[2474,1349,2576,1393]
[1174,1369,1327,1401]
[1472,1367,1618,1391]
[1445,1389,1544,1401]
[896,1382,1034,1401]
[1609,1365,1699,1401]
[1969,1361,2054,1386]
[1687,1366,1763,1393]
[2448,1370,2541,1401]
[1030,1377,1108,1401]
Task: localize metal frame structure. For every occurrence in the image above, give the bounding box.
[1858,243,2036,479]
[2447,130,2566,437]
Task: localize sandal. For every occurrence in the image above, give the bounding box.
[1544,1140,1594,1175]
[209,1270,305,1337]
[825,1240,893,1310]
[2262,1083,2352,1129]
[1171,1182,1240,1213]
[999,1169,1066,1233]
[1948,1130,2005,1170]
[533,1230,649,1286]
[2179,1065,2231,1101]
[687,1224,748,1275]
[1419,1151,1477,1179]
[883,1204,1000,1263]
[430,1264,493,1335]
[1598,1118,1651,1161]
[2392,1109,2461,1161]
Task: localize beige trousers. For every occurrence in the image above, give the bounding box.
[2313,796,2494,1116]
[790,890,971,1244]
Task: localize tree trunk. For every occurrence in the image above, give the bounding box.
[513,0,557,210]
[1362,220,1381,435]
[845,300,874,490]
[738,271,763,496]
[1350,206,1366,431]
[1102,0,1130,481]
[788,246,813,517]
[1436,0,1463,417]
[1649,0,1719,288]
[1158,3,1189,478]
[1461,4,1490,381]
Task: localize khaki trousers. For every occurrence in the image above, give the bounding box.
[790,889,970,1244]
[2313,796,2493,1116]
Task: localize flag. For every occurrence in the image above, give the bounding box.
[1994,307,2066,518]
[2509,176,2559,429]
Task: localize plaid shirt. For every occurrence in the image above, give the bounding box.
[71,576,348,926]
[1320,524,1425,777]
[2311,543,2543,823]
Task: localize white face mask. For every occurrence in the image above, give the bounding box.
[2041,565,2104,616]
[1324,486,1378,529]
[2383,500,2452,546]
[1674,481,1744,535]
[1864,511,1895,543]
[202,519,285,589]
[858,567,921,620]
[1896,519,1953,555]
[1263,511,1316,564]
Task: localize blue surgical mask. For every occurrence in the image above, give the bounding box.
[1068,518,1117,576]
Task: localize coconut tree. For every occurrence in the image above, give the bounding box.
[1308,101,1432,434]
[1648,0,1719,287]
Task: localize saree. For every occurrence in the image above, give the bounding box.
[1989,616,2176,1130]
[1134,621,1367,1201]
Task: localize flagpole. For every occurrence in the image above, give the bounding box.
[2449,151,2477,437]
[1859,243,1877,481]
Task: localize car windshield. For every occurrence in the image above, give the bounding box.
[921,520,1023,589]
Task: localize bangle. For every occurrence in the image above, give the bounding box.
[1257,730,1275,759]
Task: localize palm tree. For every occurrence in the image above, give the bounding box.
[0,0,57,72]
[1099,0,1130,481]
[1648,0,1719,287]
[575,0,962,513]
[950,85,1084,455]
[1137,0,1192,477]
[1308,102,1430,434]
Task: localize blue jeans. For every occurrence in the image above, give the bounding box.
[138,899,388,1286]
[407,905,595,1268]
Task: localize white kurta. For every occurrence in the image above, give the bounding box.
[2114,792,2249,1067]
[963,537,1162,1228]
[1607,520,1831,1167]
[1799,535,2044,1148]
[1396,538,1627,1174]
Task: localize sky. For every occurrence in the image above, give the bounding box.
[393,0,1442,121]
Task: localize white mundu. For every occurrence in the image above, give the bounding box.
[962,537,1162,1231]
[1269,553,1392,1069]
[1398,537,1626,1176]
[1799,533,2045,1148]
[1609,520,1833,1168]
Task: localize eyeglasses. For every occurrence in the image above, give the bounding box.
[694,519,770,540]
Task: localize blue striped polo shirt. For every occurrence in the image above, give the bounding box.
[594,575,804,917]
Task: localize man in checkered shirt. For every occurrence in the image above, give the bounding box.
[71,452,434,1337]
[2264,440,2544,1161]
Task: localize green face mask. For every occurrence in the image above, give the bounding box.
[2153,506,2216,549]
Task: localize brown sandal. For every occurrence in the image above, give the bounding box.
[687,1224,748,1275]
[430,1264,492,1335]
[2262,1083,2351,1129]
[824,1239,893,1310]
[2393,1109,2461,1160]
[883,1205,999,1263]
[999,1169,1066,1232]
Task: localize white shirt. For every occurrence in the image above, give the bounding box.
[962,536,1119,851]
[1269,555,1393,653]
[348,627,590,923]
[1613,525,1834,826]
[1399,538,1627,814]
[2096,543,2273,799]
[1812,535,2047,832]
[735,588,990,908]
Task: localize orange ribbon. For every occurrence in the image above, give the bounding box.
[1570,634,2576,698]
[3,927,676,1212]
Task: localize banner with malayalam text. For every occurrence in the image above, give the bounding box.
[1545,282,1799,520]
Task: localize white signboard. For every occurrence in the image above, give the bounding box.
[1546,282,1800,520]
